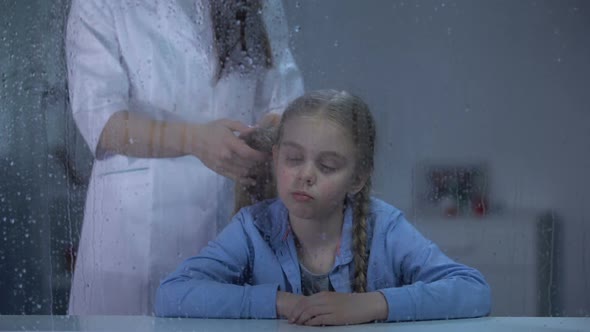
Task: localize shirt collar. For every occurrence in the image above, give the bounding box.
[259,197,355,266]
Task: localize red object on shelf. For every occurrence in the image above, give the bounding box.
[472,196,488,217]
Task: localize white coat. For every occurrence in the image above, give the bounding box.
[66,0,303,315]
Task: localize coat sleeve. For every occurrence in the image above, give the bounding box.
[265,49,304,115]
[377,213,492,322]
[154,212,280,319]
[254,0,304,120]
[66,0,129,157]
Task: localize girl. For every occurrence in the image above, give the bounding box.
[155,90,491,325]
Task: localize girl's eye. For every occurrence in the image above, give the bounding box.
[285,156,302,163]
[319,164,336,173]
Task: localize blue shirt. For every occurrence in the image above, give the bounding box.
[155,197,491,322]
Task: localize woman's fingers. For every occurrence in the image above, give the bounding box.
[198,118,269,182]
[228,136,266,166]
[219,118,257,136]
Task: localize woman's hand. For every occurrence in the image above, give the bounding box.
[237,112,281,141]
[188,119,266,184]
[286,291,388,326]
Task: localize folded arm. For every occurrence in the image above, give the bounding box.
[379,216,492,322]
[154,214,279,319]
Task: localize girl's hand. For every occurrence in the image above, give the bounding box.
[276,291,305,319]
[287,291,388,326]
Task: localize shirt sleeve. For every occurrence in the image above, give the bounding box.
[154,212,280,319]
[66,0,129,157]
[377,214,492,322]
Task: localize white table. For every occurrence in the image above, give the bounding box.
[0,316,588,332]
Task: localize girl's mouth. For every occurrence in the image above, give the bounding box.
[291,192,313,202]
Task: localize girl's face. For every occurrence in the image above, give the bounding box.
[273,115,365,221]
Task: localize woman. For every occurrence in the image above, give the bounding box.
[66,0,303,315]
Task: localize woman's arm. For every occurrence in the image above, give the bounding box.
[98,112,264,183]
[67,0,265,181]
[154,212,280,319]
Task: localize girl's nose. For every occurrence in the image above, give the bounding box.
[297,163,316,186]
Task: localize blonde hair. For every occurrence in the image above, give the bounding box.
[235,90,376,293]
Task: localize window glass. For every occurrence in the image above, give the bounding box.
[0,0,588,318]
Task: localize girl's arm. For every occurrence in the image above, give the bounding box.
[154,213,279,319]
[378,215,492,322]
